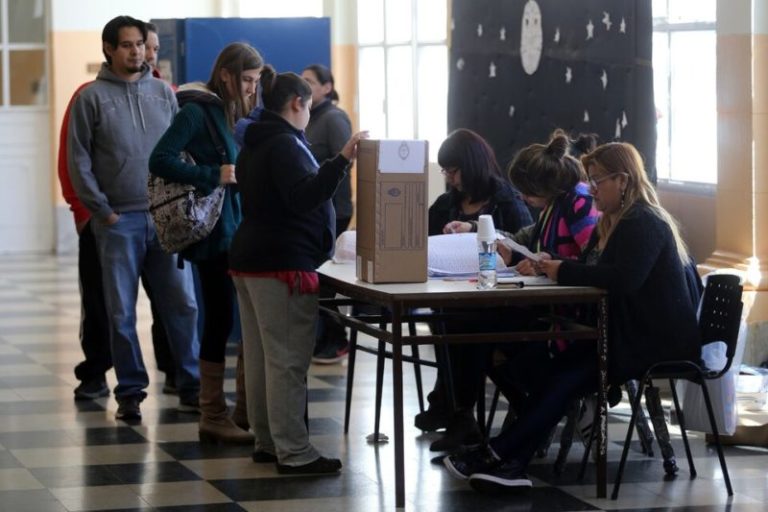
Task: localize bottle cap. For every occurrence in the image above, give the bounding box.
[477,214,496,242]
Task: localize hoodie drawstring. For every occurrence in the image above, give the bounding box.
[125,82,147,132]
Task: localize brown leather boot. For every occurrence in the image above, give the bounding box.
[198,359,253,445]
[231,345,249,430]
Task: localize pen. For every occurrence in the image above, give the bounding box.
[462,279,525,288]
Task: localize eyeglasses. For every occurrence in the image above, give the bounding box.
[588,173,617,188]
[440,167,459,176]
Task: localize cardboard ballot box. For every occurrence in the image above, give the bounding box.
[356,139,428,283]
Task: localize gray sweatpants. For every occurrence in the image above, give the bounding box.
[233,275,320,466]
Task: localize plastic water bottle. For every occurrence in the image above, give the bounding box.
[476,214,497,289]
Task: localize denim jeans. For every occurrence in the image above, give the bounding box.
[91,211,200,401]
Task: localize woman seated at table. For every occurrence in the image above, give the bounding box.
[443,141,700,492]
[499,129,599,270]
[487,130,600,410]
[416,128,532,452]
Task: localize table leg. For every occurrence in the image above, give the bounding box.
[596,296,608,498]
[391,303,405,508]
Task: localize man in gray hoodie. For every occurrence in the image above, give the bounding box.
[67,15,200,421]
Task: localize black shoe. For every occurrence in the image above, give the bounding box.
[312,340,350,364]
[177,394,199,413]
[414,408,450,432]
[115,396,142,420]
[468,460,532,493]
[430,414,483,452]
[276,456,342,475]
[74,379,109,400]
[252,451,278,463]
[162,374,178,395]
[443,445,500,480]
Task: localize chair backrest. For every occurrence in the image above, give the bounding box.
[698,273,743,377]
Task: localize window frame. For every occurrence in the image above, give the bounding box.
[0,0,49,111]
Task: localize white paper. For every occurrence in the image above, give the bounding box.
[428,233,507,277]
[377,140,427,173]
[498,237,541,262]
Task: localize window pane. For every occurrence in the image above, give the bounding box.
[358,0,384,44]
[653,32,670,180]
[8,0,45,43]
[417,45,447,160]
[668,0,715,23]
[0,58,4,105]
[358,47,387,138]
[669,31,716,183]
[386,0,413,44]
[652,0,668,18]
[239,1,322,17]
[417,0,446,42]
[10,50,46,106]
[386,46,414,139]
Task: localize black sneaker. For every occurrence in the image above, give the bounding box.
[443,445,501,480]
[74,379,109,400]
[414,407,450,432]
[252,451,278,463]
[312,340,350,364]
[276,456,342,475]
[116,396,142,420]
[468,460,532,493]
[162,374,178,395]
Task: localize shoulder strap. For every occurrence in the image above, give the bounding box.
[197,104,230,165]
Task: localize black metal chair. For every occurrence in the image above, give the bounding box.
[611,273,743,499]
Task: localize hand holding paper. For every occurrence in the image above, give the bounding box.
[498,237,542,262]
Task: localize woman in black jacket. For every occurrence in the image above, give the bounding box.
[230,67,366,474]
[430,128,531,236]
[418,129,532,452]
[443,142,700,492]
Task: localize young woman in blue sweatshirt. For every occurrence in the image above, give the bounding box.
[230,67,366,474]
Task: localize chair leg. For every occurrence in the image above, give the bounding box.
[669,378,696,478]
[372,335,387,441]
[625,380,655,456]
[554,399,580,475]
[698,377,734,496]
[612,377,648,499]
[408,321,425,414]
[484,385,501,439]
[343,327,358,434]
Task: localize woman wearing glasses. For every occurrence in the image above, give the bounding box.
[444,142,700,492]
[418,129,532,452]
[428,129,531,237]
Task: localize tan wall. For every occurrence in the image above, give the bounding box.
[332,42,358,227]
[658,186,717,265]
[50,30,103,206]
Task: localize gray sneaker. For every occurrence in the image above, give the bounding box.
[116,396,142,420]
[74,379,109,400]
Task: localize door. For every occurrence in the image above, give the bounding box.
[0,0,52,253]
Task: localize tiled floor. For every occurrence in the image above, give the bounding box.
[1,254,767,511]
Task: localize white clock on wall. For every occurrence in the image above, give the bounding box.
[520,0,543,75]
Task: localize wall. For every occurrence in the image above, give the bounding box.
[658,185,716,265]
